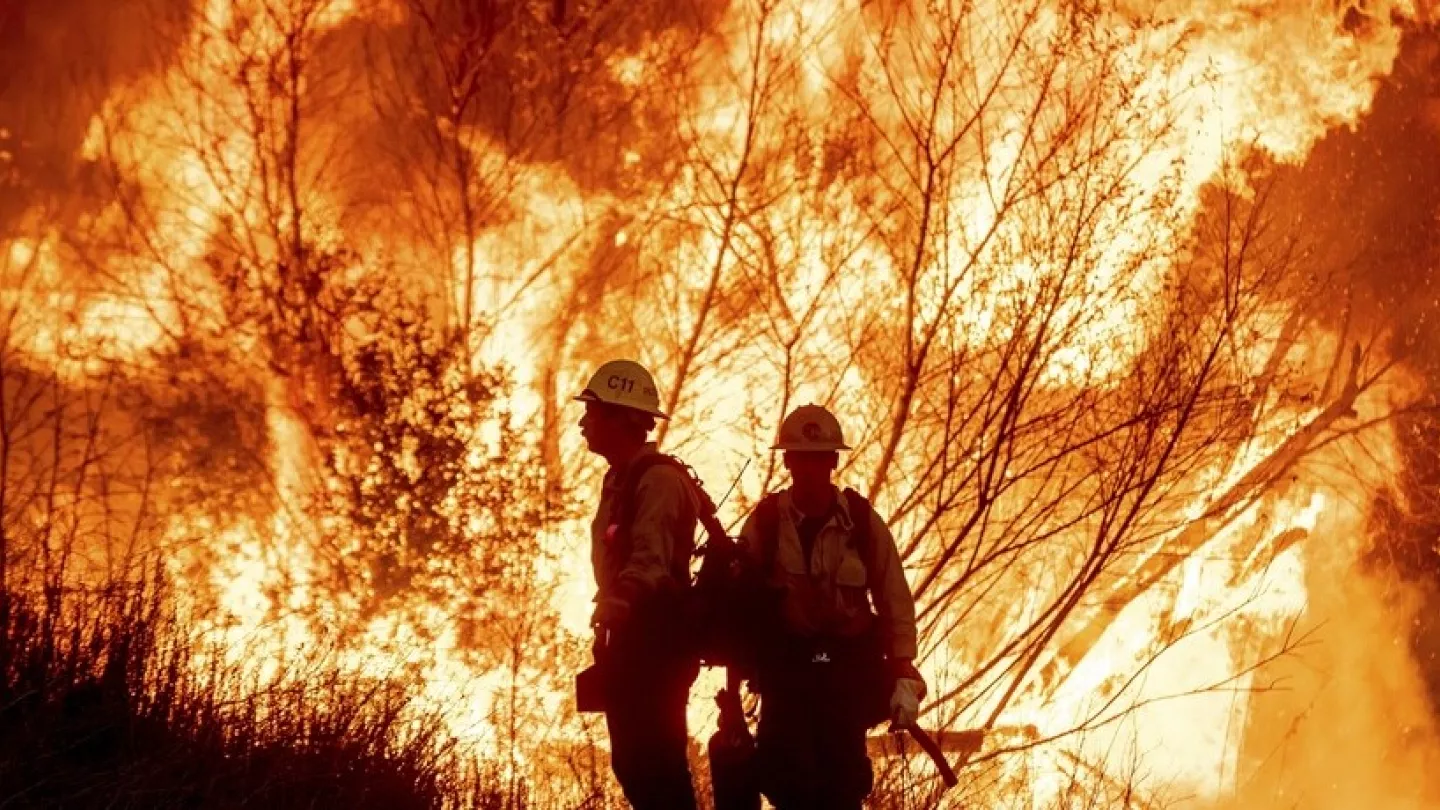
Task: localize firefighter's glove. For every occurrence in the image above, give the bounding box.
[890,678,924,729]
[591,596,633,628]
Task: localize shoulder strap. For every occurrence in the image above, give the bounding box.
[843,488,878,590]
[611,453,707,582]
[755,493,782,573]
[613,454,674,540]
[611,454,680,574]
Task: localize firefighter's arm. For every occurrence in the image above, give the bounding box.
[867,511,919,661]
[614,466,691,604]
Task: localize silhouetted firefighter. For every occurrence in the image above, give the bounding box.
[733,405,933,810]
[573,359,700,810]
[573,358,771,809]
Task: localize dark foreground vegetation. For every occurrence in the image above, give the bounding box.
[0,580,503,810]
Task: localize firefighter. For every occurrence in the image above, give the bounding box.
[575,359,700,810]
[738,404,926,810]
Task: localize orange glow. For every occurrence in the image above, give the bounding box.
[4,0,1437,805]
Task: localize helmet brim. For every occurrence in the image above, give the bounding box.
[573,390,670,419]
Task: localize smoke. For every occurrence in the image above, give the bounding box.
[323,0,730,227]
[0,0,199,229]
[1216,24,1440,808]
[1268,28,1440,369]
[1230,480,1440,810]
[1267,23,1440,693]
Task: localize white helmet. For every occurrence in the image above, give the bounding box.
[573,359,669,419]
[772,404,850,451]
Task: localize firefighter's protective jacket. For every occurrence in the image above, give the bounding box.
[738,487,917,660]
[590,443,698,611]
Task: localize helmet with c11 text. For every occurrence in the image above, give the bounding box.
[573,359,669,419]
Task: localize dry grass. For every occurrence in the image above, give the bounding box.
[0,579,507,810]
